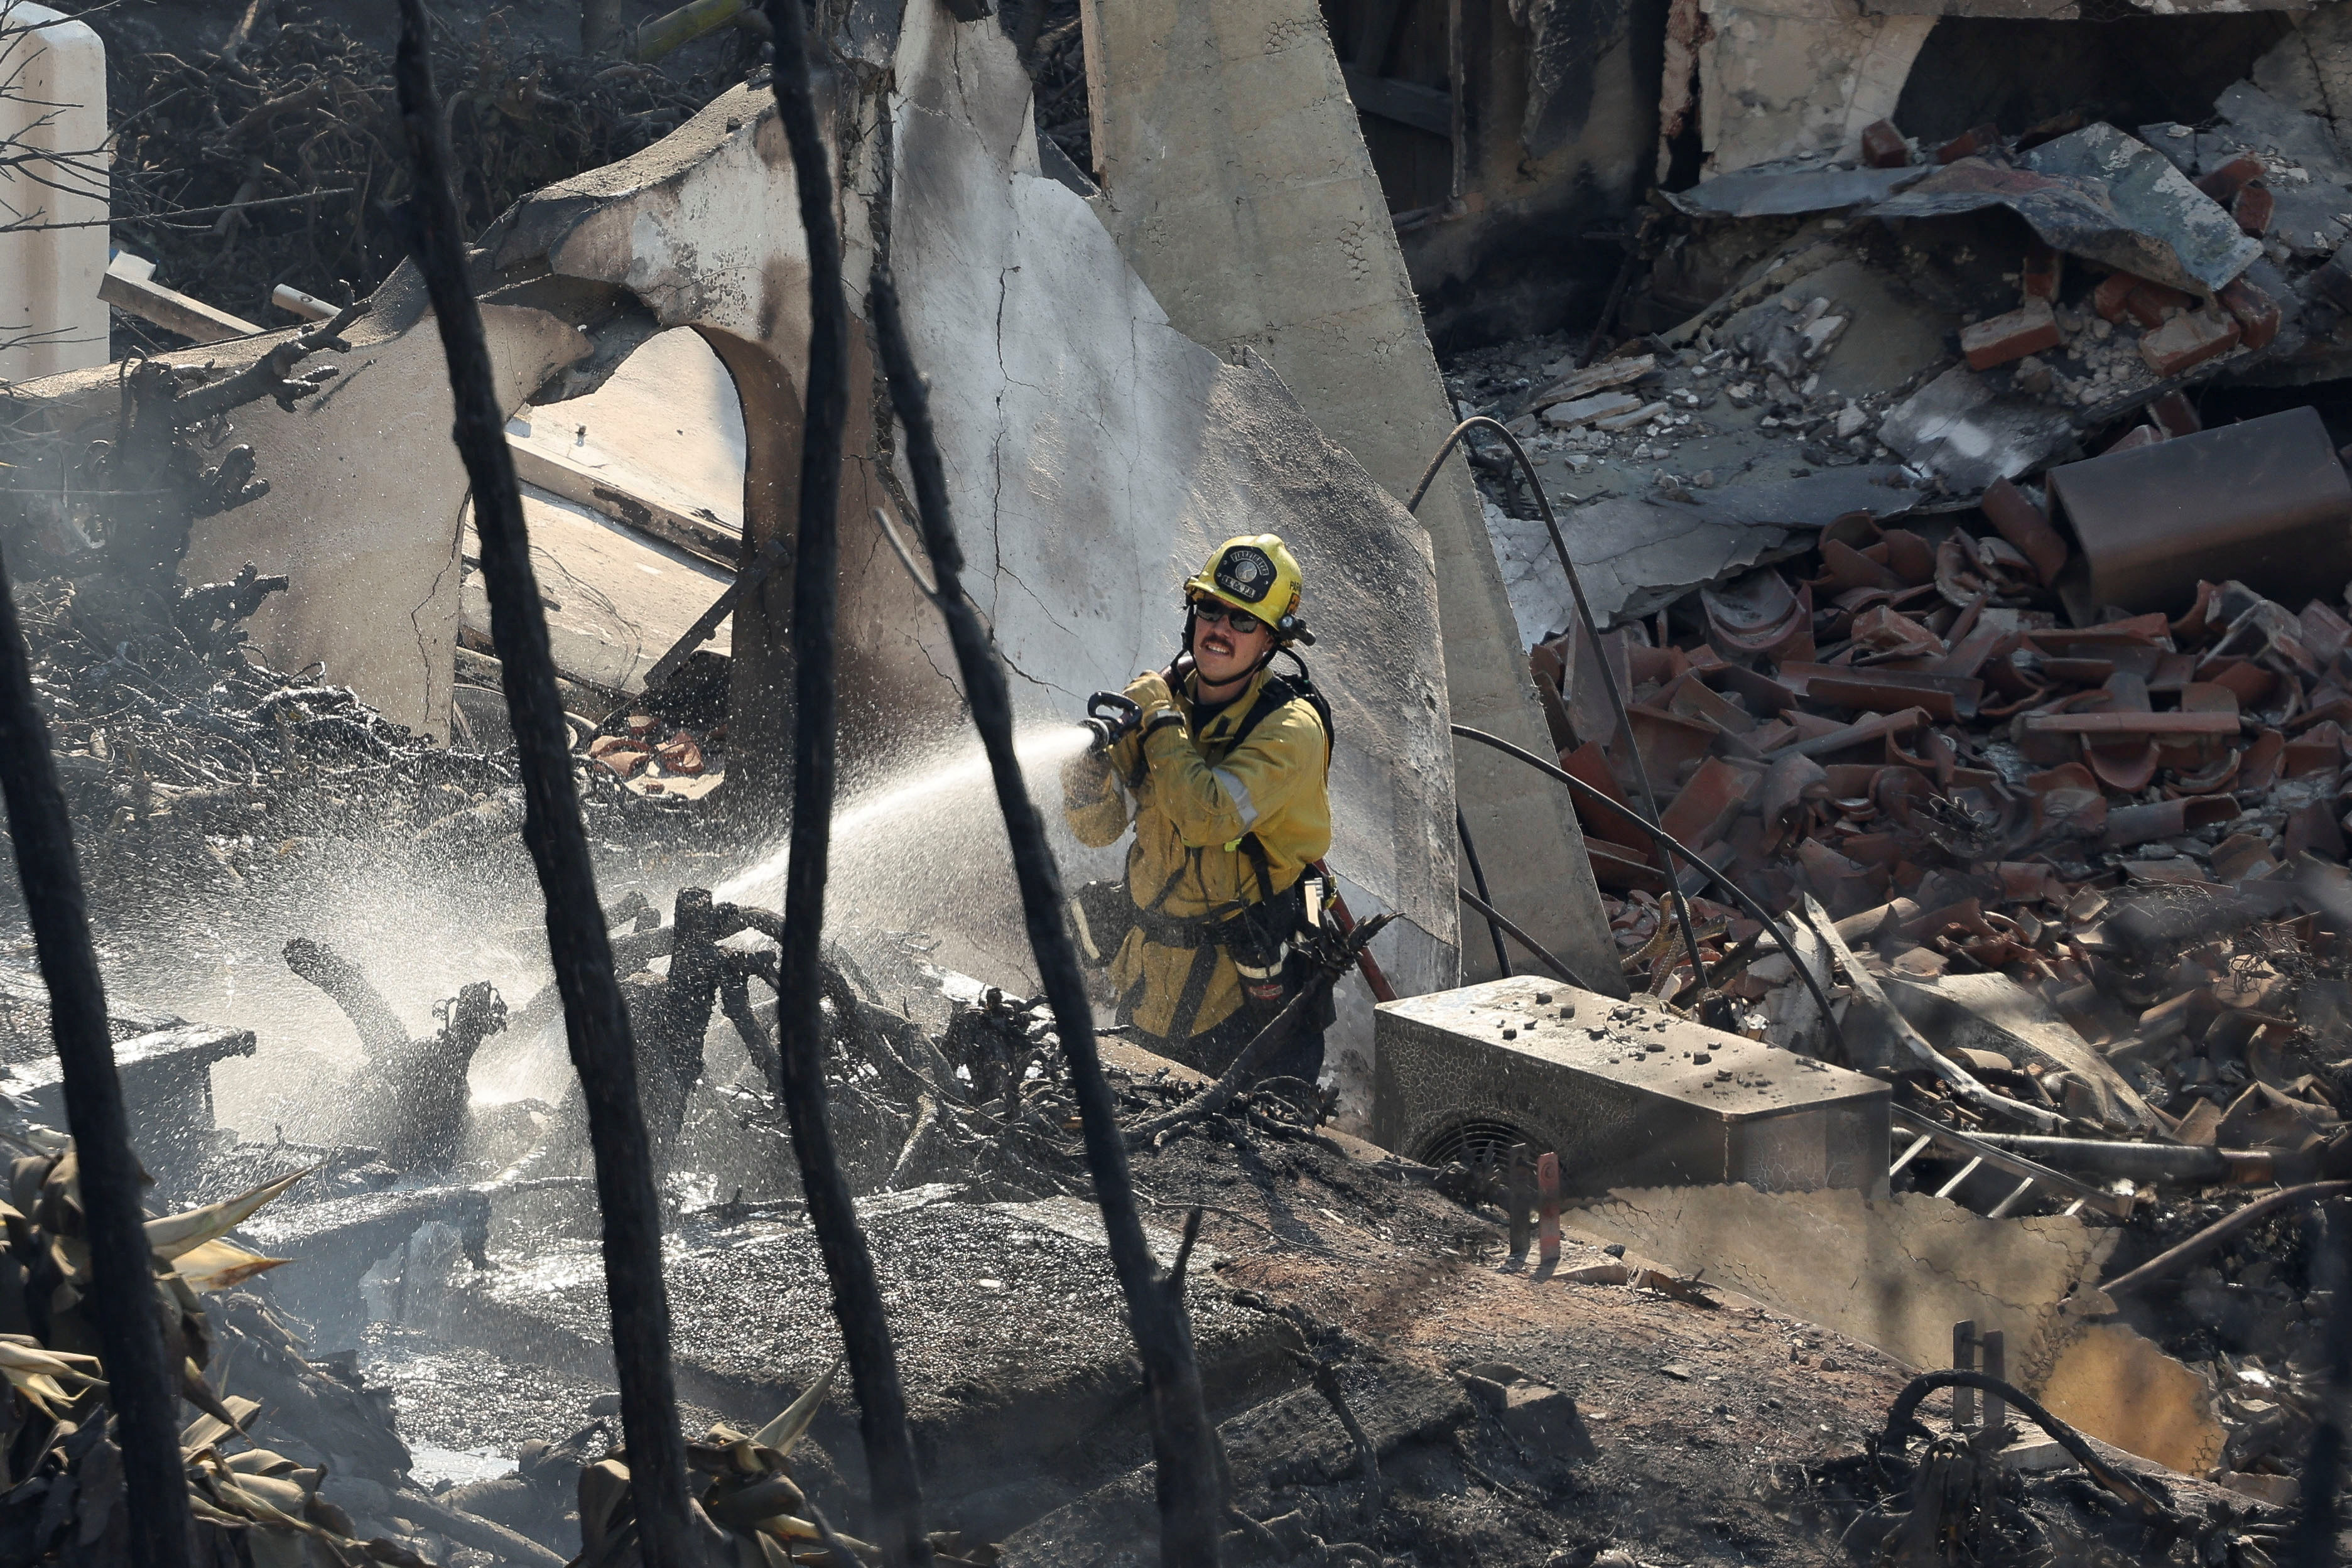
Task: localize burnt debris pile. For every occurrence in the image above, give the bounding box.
[98,11,725,336]
[1431,39,2352,1546]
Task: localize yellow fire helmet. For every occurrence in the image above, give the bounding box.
[1183,533,1312,644]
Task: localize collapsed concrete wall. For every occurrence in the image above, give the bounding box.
[1569,1184,2226,1474]
[483,4,1469,1111]
[1078,0,1625,997]
[8,271,588,740]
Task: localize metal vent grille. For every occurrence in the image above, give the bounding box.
[1414,1116,1537,1171]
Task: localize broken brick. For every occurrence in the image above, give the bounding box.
[1860,119,1909,169]
[2149,390,2201,438]
[2020,243,2062,302]
[2138,308,2241,377]
[1936,123,1998,164]
[1657,756,1757,850]
[656,734,706,776]
[2101,424,2163,457]
[2092,271,2150,324]
[2194,154,2265,205]
[2125,279,2193,329]
[1961,298,2061,370]
[2233,181,2274,237]
[2219,277,2281,350]
[588,735,652,779]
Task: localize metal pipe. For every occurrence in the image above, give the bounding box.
[1406,415,1715,1019]
[1448,722,1848,1060]
[866,253,1225,1562]
[0,525,190,1563]
[1968,1133,2274,1186]
[391,6,693,1559]
[2104,1181,2352,1297]
[764,1,934,1560]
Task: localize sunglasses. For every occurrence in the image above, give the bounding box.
[1191,600,1269,634]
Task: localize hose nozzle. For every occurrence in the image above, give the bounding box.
[1080,691,1142,751]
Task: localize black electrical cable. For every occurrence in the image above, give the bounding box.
[867,257,1226,1562]
[1454,806,1510,977]
[1450,722,1848,1059]
[763,2,934,1562]
[1405,415,1714,1018]
[1457,885,1588,990]
[1878,1370,2175,1525]
[0,570,190,1559]
[391,4,693,1559]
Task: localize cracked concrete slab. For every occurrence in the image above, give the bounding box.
[1078,0,1622,995]
[460,487,732,696]
[1564,1183,2221,1471]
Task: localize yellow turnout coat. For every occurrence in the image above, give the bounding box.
[1061,664,1332,1041]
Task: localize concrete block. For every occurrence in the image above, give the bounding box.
[1961,300,2061,371]
[2139,308,2241,377]
[1461,1365,1591,1455]
[1372,976,1890,1196]
[0,4,106,384]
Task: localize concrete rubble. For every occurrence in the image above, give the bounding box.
[8,0,2352,1562]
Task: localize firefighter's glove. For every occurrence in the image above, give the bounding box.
[1124,670,1186,738]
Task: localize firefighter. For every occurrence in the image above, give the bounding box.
[1061,534,1335,1083]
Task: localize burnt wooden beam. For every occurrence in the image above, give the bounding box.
[0,551,192,1562]
[762,0,936,1562]
[390,3,697,1562]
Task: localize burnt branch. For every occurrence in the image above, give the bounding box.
[283,935,407,1057]
[391,4,696,1564]
[0,507,192,1559]
[866,257,1227,1561]
[762,0,935,1560]
[167,298,367,426]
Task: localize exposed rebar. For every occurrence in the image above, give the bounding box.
[0,544,190,1563]
[1407,416,1713,1019]
[391,4,695,1560]
[762,2,934,1562]
[866,254,1227,1563]
[1456,885,1589,990]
